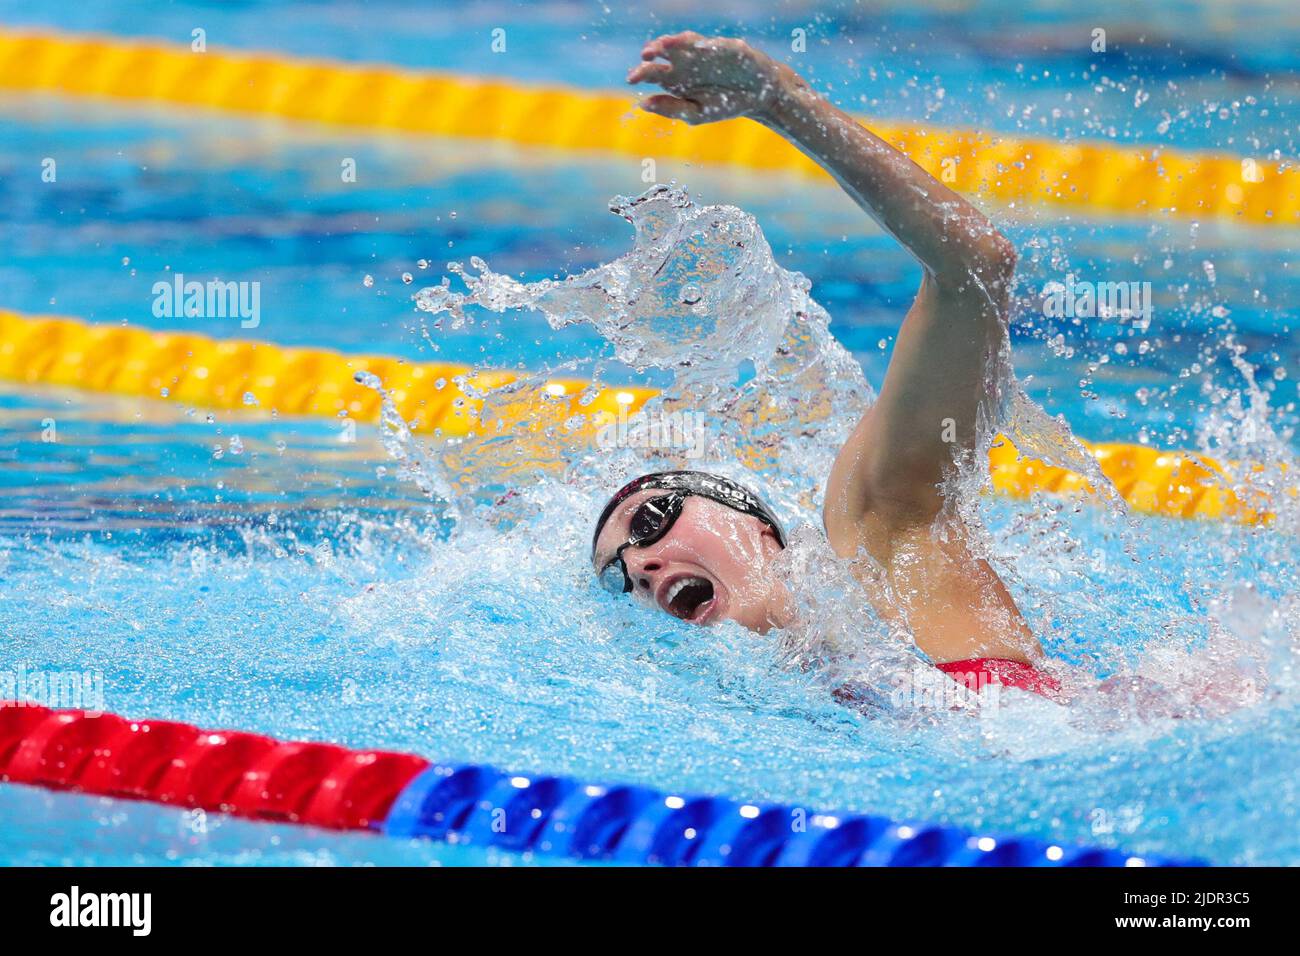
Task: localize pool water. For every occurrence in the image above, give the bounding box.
[0,781,578,865]
[1,1,1298,866]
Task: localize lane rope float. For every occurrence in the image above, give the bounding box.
[0,702,1204,866]
[0,308,1280,523]
[0,28,1295,226]
[0,307,652,441]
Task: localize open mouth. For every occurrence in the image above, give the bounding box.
[659,575,716,623]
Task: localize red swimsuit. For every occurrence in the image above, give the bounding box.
[936,658,1063,701]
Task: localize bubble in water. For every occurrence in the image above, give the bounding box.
[363,274,374,288]
[242,392,258,407]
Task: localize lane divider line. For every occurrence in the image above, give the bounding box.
[0,28,1295,225]
[0,308,1277,523]
[0,702,1203,866]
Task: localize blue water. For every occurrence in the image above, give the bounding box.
[0,785,574,865]
[1,97,1294,450]
[0,1,1298,866]
[2,0,1298,150]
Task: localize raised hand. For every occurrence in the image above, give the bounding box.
[626,31,789,125]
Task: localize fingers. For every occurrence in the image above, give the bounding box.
[626,61,673,85]
[639,31,705,65]
[633,35,683,88]
[639,94,704,125]
[646,31,700,53]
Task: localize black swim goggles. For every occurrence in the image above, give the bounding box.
[591,471,787,595]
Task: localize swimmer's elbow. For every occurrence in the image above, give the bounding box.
[981,230,1018,282]
[936,228,1017,302]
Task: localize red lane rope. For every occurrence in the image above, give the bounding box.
[0,703,428,830]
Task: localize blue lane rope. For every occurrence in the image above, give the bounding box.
[381,763,1206,867]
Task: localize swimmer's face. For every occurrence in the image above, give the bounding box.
[592,490,790,633]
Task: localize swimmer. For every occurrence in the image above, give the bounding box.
[592,32,1061,700]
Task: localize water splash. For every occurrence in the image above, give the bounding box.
[353,369,460,520]
[361,184,1295,725]
[417,185,800,385]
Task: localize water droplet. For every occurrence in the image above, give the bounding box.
[362,274,374,288]
[242,391,258,406]
[402,272,413,284]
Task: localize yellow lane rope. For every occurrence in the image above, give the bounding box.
[0,308,653,440]
[0,29,1295,226]
[0,309,1277,523]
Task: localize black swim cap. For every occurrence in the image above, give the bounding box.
[591,470,787,559]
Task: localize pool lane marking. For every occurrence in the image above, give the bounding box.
[0,702,1201,866]
[0,308,1279,523]
[0,28,1295,227]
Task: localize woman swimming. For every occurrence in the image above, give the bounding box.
[591,32,1060,699]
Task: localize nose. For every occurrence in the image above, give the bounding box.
[620,545,665,595]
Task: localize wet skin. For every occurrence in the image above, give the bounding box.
[604,32,1044,666]
[593,490,792,634]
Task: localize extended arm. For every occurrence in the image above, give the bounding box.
[760,76,1016,527]
[631,33,1041,664]
[631,32,1015,525]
